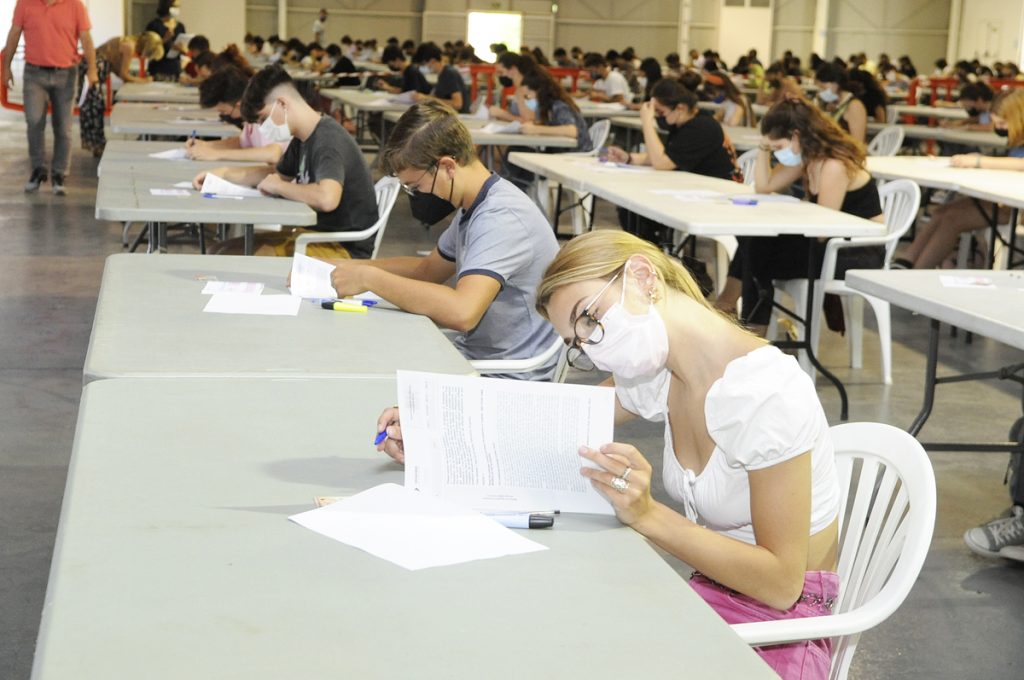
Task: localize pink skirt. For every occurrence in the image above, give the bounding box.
[690,571,839,680]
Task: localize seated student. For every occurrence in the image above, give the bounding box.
[846,68,888,124]
[374,44,431,95]
[602,79,741,247]
[303,42,327,71]
[489,53,540,122]
[894,89,1024,270]
[941,82,995,131]
[636,57,663,103]
[705,71,754,127]
[878,62,911,92]
[323,101,559,379]
[412,42,470,113]
[191,66,378,258]
[814,63,868,142]
[375,229,841,680]
[186,66,290,164]
[518,70,593,151]
[80,32,165,157]
[244,34,264,58]
[756,62,803,106]
[577,52,630,104]
[553,47,575,68]
[181,51,214,85]
[324,44,359,85]
[180,34,210,84]
[210,45,255,78]
[715,97,885,333]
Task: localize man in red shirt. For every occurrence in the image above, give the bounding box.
[3,0,97,195]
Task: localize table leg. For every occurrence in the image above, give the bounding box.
[244,225,254,256]
[552,183,563,234]
[988,200,999,268]
[909,319,941,436]
[1009,208,1020,269]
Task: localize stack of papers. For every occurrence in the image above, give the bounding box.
[289,253,337,299]
[200,173,263,198]
[289,483,547,570]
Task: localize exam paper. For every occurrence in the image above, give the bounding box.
[149,148,189,160]
[388,90,418,105]
[201,281,265,295]
[289,253,337,299]
[398,371,616,515]
[289,483,546,570]
[149,188,190,197]
[203,293,301,316]
[173,181,194,188]
[481,120,521,135]
[584,102,626,111]
[173,115,217,124]
[939,275,995,289]
[77,80,89,108]
[200,173,263,198]
[651,189,727,202]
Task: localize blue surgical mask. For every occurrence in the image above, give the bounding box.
[524,98,538,112]
[773,146,803,167]
[818,88,839,104]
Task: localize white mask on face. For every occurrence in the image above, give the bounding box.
[582,262,670,380]
[818,88,839,104]
[259,101,291,144]
[773,144,803,167]
[168,6,180,18]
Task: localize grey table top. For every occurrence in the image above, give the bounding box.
[31,377,772,680]
[381,111,578,148]
[95,163,316,226]
[867,122,1006,149]
[113,81,200,104]
[320,87,413,112]
[845,269,1024,350]
[110,102,239,139]
[866,156,1024,208]
[96,139,267,177]
[83,254,473,382]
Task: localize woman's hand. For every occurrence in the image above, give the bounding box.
[375,407,405,463]
[604,146,629,163]
[951,153,983,168]
[579,443,654,526]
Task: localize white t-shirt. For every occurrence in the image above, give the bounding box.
[594,69,630,100]
[616,345,840,545]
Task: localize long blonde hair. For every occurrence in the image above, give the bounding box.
[536,231,715,318]
[136,31,165,62]
[993,88,1024,147]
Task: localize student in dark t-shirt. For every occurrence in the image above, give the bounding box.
[603,78,741,247]
[326,44,360,86]
[413,41,469,113]
[191,66,378,258]
[374,45,431,95]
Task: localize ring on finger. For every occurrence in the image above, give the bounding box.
[621,466,632,481]
[611,476,629,493]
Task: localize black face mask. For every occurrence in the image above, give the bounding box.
[655,115,671,131]
[409,165,456,226]
[219,113,244,129]
[966,107,982,118]
[995,127,1010,138]
[498,75,513,88]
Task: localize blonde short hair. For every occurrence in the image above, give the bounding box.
[993,88,1024,147]
[536,230,715,318]
[136,31,165,62]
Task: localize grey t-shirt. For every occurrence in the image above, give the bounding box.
[276,116,378,258]
[437,175,560,380]
[548,100,593,152]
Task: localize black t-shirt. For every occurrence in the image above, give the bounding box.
[330,56,360,86]
[145,18,185,77]
[663,112,738,180]
[432,64,469,112]
[276,116,379,258]
[401,64,432,94]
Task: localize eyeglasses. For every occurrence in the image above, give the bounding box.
[398,163,436,196]
[566,271,620,371]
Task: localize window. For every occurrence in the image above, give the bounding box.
[467,12,522,63]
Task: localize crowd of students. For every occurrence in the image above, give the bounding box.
[8,2,1024,675]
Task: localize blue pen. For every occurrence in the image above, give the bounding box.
[374,430,388,446]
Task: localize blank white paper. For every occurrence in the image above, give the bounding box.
[149,148,189,160]
[289,253,337,299]
[289,483,546,570]
[200,173,264,198]
[481,120,521,135]
[201,281,265,295]
[203,293,301,316]
[149,188,190,197]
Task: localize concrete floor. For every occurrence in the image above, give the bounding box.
[1,108,1022,679]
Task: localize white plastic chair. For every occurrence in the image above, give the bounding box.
[294,176,401,258]
[469,335,569,382]
[866,126,905,157]
[732,422,937,680]
[768,179,921,384]
[737,148,759,186]
[532,120,610,228]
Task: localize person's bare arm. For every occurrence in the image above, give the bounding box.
[3,25,22,90]
[79,31,98,85]
[191,165,275,189]
[259,175,341,212]
[753,146,804,194]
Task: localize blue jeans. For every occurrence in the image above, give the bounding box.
[22,63,77,175]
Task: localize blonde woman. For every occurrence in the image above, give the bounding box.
[374,231,841,680]
[894,89,1024,269]
[79,31,164,156]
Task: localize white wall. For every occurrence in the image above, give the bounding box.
[718,4,773,68]
[955,0,1024,64]
[181,0,247,51]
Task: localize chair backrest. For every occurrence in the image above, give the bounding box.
[867,126,905,156]
[369,176,402,258]
[827,422,936,679]
[469,334,568,381]
[737,148,758,186]
[877,179,921,264]
[586,119,611,156]
[730,422,936,680]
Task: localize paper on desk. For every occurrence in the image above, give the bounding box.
[399,370,616,515]
[173,115,216,124]
[939,275,995,289]
[481,120,521,135]
[203,293,301,316]
[580,159,655,173]
[201,281,265,295]
[173,181,194,188]
[289,253,337,299]
[149,188,190,197]
[651,189,727,202]
[200,173,263,198]
[149,148,189,160]
[584,102,627,111]
[289,483,546,570]
[388,90,418,105]
[470,102,491,120]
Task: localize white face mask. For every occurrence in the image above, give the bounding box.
[419,65,432,76]
[168,6,180,18]
[773,143,802,167]
[259,101,291,144]
[582,263,669,380]
[818,88,839,104]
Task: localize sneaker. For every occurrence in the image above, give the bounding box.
[24,168,47,192]
[51,174,65,196]
[964,505,1024,559]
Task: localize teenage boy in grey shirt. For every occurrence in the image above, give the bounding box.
[326,101,559,380]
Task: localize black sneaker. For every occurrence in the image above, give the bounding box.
[24,168,47,192]
[51,173,66,196]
